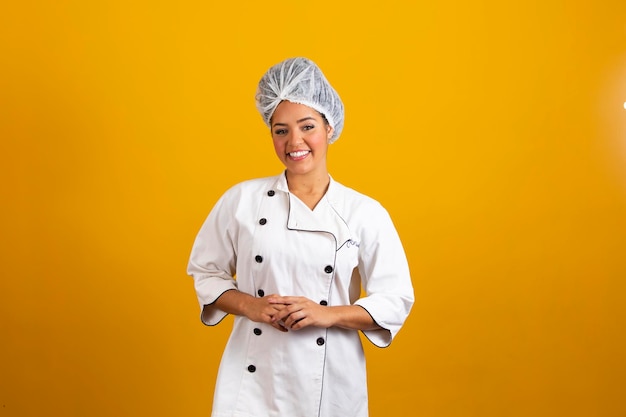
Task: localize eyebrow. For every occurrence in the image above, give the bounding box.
[272,117,317,127]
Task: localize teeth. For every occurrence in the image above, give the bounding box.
[289,151,309,157]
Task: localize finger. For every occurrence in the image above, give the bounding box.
[270,303,296,322]
[289,317,308,330]
[270,304,287,313]
[271,309,290,323]
[271,321,288,332]
[264,313,288,332]
[284,311,306,328]
[268,296,301,305]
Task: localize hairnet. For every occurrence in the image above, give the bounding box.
[255,57,345,143]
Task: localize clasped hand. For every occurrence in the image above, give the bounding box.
[246,295,333,332]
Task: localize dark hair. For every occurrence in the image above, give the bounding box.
[269,102,330,127]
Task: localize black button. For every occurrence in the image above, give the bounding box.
[320,300,328,306]
[255,255,263,263]
[316,337,325,346]
[253,328,262,335]
[324,265,333,273]
[267,190,275,196]
[259,218,267,225]
[257,289,265,297]
[248,365,256,373]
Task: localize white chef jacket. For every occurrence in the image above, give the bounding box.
[187,172,414,417]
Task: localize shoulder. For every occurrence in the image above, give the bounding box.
[328,178,388,218]
[329,180,404,247]
[206,175,281,223]
[220,175,280,202]
[330,178,384,208]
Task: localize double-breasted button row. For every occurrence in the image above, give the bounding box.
[256,256,331,275]
[252,327,322,346]
[255,257,331,275]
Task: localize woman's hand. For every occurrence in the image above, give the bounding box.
[268,296,336,330]
[214,290,288,332]
[215,291,380,332]
[243,295,289,332]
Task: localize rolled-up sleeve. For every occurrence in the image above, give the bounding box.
[353,204,414,347]
[187,192,239,326]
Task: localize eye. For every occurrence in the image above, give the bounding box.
[274,128,287,135]
[302,124,315,131]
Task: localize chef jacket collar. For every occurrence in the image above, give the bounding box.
[273,172,353,250]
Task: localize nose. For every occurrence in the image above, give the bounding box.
[286,130,303,146]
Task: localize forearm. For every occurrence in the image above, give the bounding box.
[328,305,381,331]
[212,289,255,317]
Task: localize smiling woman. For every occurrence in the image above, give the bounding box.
[186,57,415,417]
[270,101,332,206]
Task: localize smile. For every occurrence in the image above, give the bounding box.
[287,150,310,159]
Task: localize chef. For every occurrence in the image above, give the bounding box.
[187,57,414,417]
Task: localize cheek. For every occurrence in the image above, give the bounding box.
[314,134,329,150]
[272,139,285,157]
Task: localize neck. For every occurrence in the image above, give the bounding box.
[285,170,330,194]
[285,170,330,210]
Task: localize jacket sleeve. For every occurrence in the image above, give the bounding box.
[187,190,239,326]
[353,203,414,347]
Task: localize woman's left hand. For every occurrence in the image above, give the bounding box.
[267,296,335,330]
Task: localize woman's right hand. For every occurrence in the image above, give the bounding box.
[214,290,288,332]
[243,294,289,332]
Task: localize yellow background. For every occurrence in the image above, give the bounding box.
[1,1,625,416]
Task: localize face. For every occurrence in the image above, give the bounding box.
[270,101,334,178]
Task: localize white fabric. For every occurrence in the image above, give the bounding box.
[187,173,414,417]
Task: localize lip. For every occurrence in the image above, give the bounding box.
[287,150,311,161]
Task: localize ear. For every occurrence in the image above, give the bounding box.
[326,125,335,142]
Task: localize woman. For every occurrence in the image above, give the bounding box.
[187,57,414,417]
